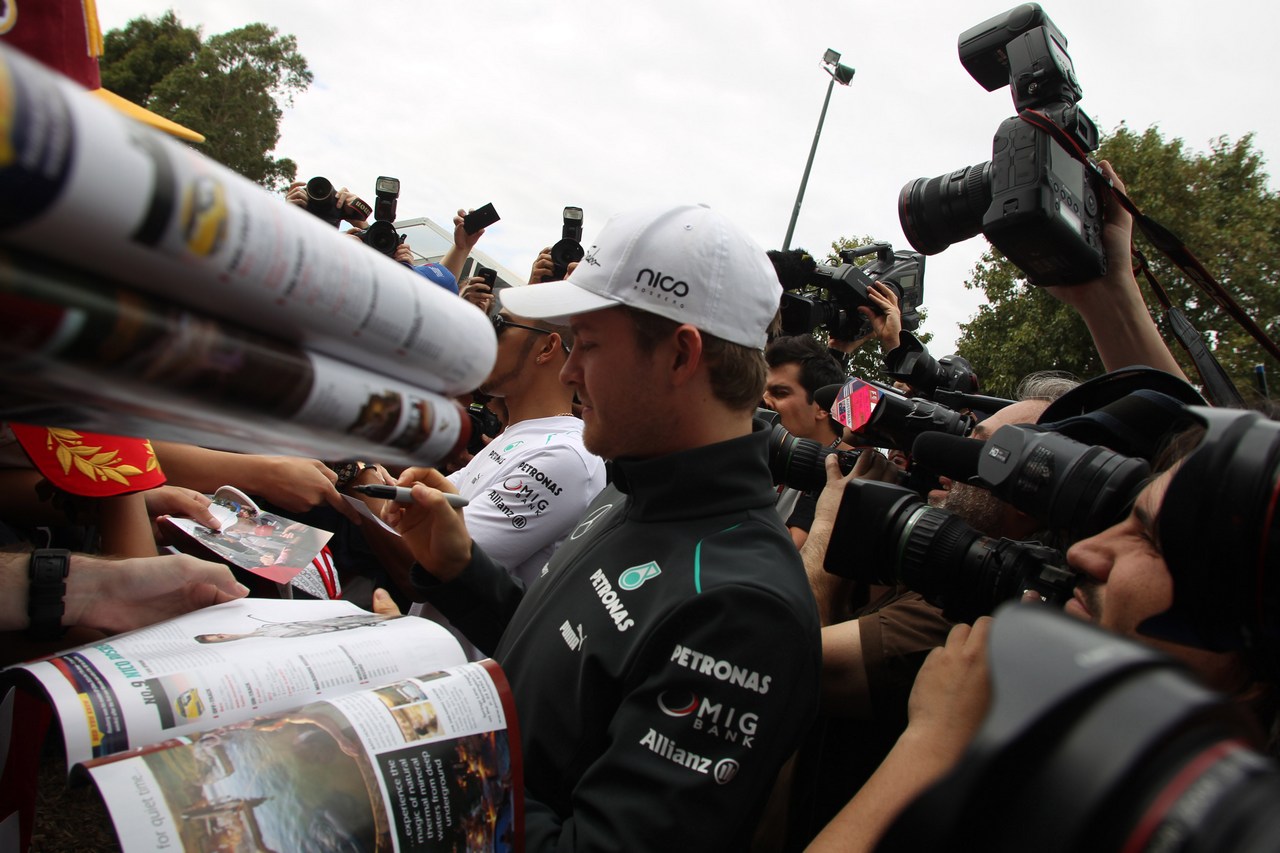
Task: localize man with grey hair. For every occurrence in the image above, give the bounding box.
[386,204,821,851]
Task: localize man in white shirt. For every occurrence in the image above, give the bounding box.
[444,310,605,585]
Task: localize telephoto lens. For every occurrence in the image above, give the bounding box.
[823,478,1075,623]
[756,410,861,493]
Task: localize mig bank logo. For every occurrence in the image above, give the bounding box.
[619,561,661,590]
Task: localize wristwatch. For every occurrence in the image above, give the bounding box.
[330,461,366,491]
[27,548,71,640]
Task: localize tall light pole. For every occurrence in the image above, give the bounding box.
[782,49,854,251]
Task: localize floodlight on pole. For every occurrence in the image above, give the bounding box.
[782,50,855,251]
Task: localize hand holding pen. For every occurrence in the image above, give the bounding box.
[351,484,469,508]
[366,470,474,582]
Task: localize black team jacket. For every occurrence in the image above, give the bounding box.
[414,422,822,851]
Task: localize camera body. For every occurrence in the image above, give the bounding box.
[548,206,585,281]
[358,175,404,258]
[898,3,1106,286]
[775,242,925,340]
[466,400,504,456]
[883,331,979,397]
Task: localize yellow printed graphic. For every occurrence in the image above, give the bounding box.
[175,688,205,720]
[79,692,104,747]
[181,176,228,257]
[44,427,145,486]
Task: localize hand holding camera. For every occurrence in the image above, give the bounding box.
[452,206,495,257]
[291,177,373,228]
[547,206,584,282]
[459,267,497,314]
[858,281,905,352]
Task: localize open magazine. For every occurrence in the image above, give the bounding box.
[0,599,523,852]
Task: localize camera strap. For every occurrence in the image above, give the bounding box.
[1132,250,1246,408]
[1020,110,1280,369]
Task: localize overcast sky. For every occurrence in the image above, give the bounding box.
[101,0,1280,359]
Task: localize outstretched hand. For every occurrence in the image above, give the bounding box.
[253,456,362,524]
[1041,159,1187,379]
[453,208,486,254]
[67,553,249,634]
[144,485,221,531]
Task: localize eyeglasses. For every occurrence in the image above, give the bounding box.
[491,313,570,354]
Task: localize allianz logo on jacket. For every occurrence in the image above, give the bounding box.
[638,728,739,784]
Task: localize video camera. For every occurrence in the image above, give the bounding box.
[1148,406,1280,656]
[769,242,925,340]
[912,421,1150,540]
[819,413,1155,621]
[358,176,406,258]
[548,206,585,282]
[898,3,1106,285]
[303,176,373,227]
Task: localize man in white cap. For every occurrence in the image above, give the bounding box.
[389,204,821,850]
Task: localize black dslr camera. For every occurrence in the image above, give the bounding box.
[898,4,1106,285]
[303,176,372,227]
[770,242,925,341]
[548,206,584,281]
[883,331,980,398]
[359,176,406,258]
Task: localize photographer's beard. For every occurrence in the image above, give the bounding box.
[931,480,1006,538]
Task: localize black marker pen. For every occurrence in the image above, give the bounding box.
[351,483,469,508]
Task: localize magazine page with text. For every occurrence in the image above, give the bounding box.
[3,599,467,769]
[80,657,522,852]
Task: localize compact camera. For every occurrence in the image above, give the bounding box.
[898,4,1106,286]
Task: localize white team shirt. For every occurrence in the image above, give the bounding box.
[447,415,606,587]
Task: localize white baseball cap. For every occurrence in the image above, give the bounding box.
[499,203,782,350]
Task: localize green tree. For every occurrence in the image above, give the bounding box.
[101,13,312,192]
[955,126,1280,398]
[99,11,200,105]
